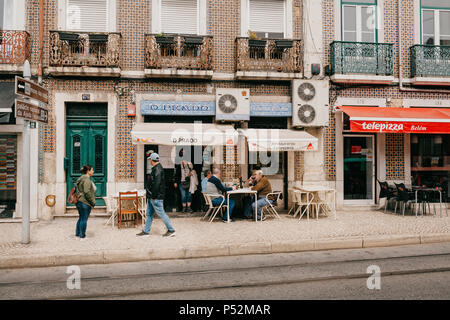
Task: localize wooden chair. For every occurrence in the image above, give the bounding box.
[118,191,139,229]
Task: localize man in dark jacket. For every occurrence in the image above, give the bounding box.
[137,153,175,237]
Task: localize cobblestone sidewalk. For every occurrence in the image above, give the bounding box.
[1,210,449,257]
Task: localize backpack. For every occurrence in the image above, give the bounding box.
[68,182,79,204]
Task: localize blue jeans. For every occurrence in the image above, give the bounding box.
[144,199,175,233]
[212,197,235,221]
[179,185,192,204]
[244,197,272,219]
[75,201,91,238]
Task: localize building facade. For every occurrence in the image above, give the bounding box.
[0,0,448,220]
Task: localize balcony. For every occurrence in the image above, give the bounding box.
[48,31,121,77]
[0,30,31,74]
[144,34,213,79]
[330,41,394,85]
[410,45,450,86]
[235,37,302,80]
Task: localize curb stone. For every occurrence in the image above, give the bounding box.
[0,234,449,269]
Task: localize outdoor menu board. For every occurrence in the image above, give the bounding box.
[0,135,17,191]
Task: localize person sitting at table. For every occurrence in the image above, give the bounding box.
[201,169,212,191]
[243,170,274,221]
[205,168,236,222]
[243,170,257,188]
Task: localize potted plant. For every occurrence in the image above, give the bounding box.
[155,33,174,44]
[275,39,293,48]
[248,30,266,47]
[184,36,204,45]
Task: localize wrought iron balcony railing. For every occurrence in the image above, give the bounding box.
[145,34,213,70]
[49,31,121,67]
[410,45,450,78]
[236,37,302,73]
[330,41,393,76]
[0,30,31,65]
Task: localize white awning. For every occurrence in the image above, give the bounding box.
[238,129,318,152]
[131,123,238,146]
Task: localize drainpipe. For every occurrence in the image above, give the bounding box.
[38,0,44,84]
[398,0,449,94]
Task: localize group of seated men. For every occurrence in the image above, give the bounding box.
[202,168,275,222]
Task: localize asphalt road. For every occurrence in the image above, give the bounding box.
[0,242,450,300]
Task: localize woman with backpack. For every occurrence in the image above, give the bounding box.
[74,164,96,240]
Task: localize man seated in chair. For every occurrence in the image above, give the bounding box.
[243,170,275,221]
[205,168,236,222]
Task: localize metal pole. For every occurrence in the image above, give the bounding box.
[21,119,30,244]
[21,61,32,244]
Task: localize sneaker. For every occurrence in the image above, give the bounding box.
[185,207,194,213]
[163,230,176,237]
[222,219,234,223]
[136,231,150,237]
[182,207,186,213]
[79,237,87,242]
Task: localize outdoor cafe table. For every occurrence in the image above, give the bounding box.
[412,186,448,217]
[226,188,258,222]
[295,186,337,220]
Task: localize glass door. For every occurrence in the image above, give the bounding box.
[343,135,375,204]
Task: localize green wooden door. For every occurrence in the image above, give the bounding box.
[66,121,107,206]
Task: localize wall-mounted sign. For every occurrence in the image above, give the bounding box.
[15,76,49,104]
[141,100,216,116]
[15,98,48,124]
[127,104,136,116]
[250,103,292,117]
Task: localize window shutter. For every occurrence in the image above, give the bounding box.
[249,0,284,34]
[161,0,197,35]
[67,0,108,32]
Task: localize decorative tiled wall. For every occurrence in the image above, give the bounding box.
[386,133,404,180]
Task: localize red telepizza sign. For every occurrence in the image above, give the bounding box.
[350,121,450,134]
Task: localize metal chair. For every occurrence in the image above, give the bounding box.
[104,196,118,227]
[393,183,415,216]
[376,179,396,213]
[118,191,140,228]
[261,191,282,219]
[292,188,312,221]
[201,193,228,223]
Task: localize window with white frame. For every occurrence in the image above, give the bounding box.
[65,0,109,32]
[161,0,198,35]
[421,0,450,45]
[342,0,377,42]
[248,0,285,39]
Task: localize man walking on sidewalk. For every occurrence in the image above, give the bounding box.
[137,153,176,238]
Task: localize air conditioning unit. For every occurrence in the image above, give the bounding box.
[292,80,329,127]
[215,88,250,121]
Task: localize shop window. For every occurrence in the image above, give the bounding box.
[249,151,284,175]
[411,134,450,202]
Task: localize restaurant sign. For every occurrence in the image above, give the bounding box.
[350,120,450,134]
[250,103,292,117]
[141,100,215,116]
